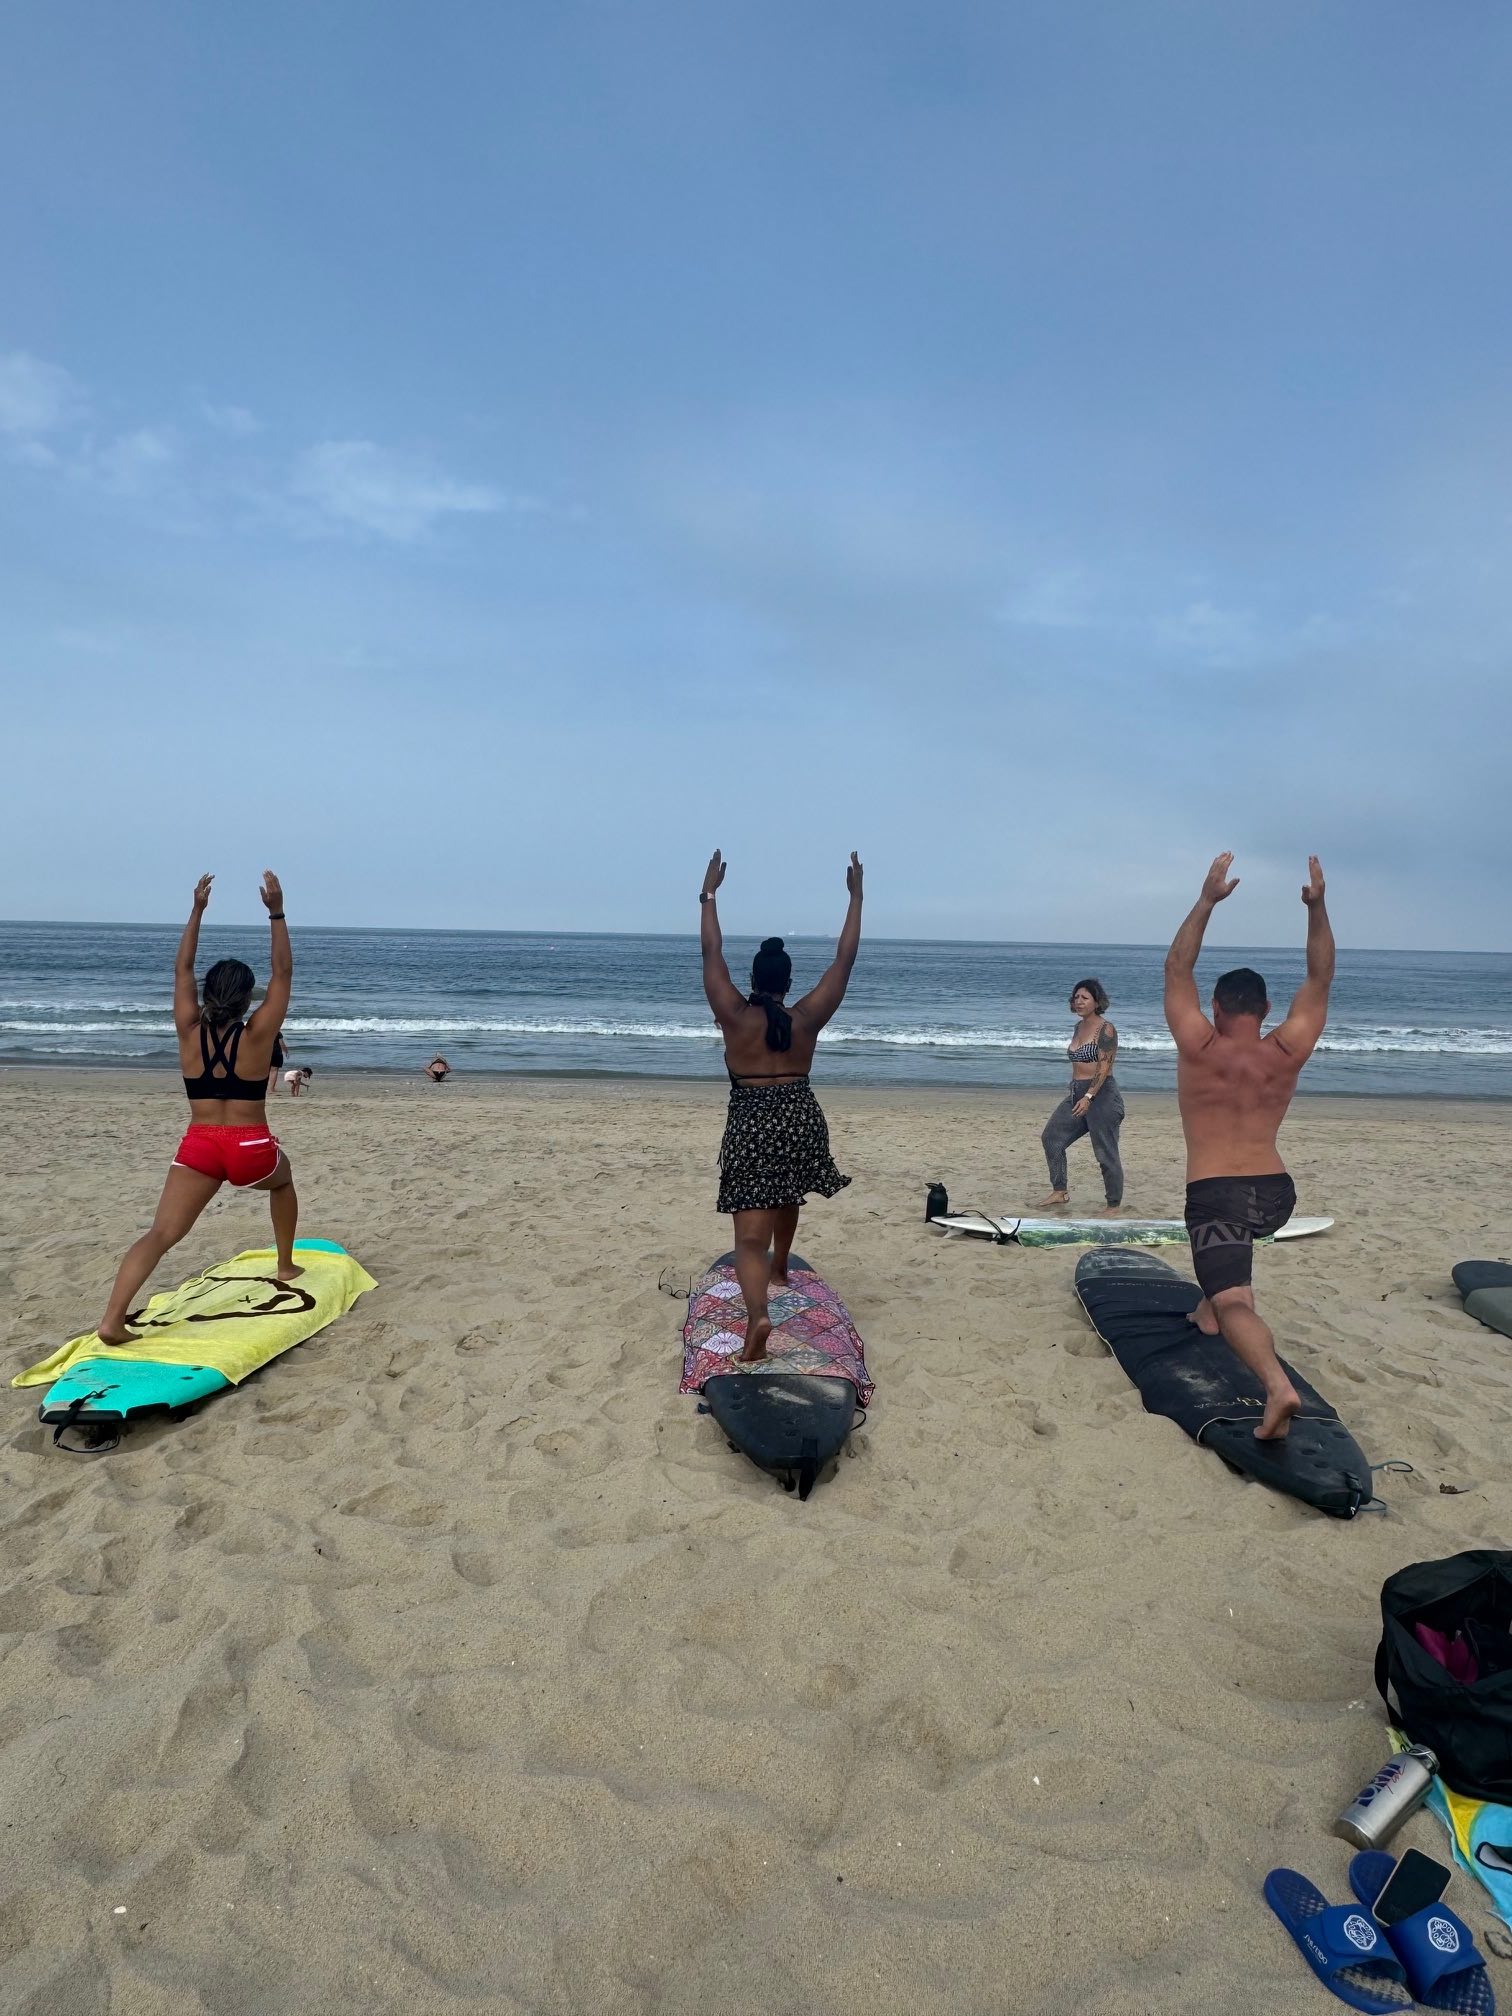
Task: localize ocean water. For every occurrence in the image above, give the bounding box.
[2,921,1508,1097]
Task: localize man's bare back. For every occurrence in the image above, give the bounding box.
[1176,1028,1308,1182]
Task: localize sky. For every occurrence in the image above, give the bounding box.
[3,0,1510,949]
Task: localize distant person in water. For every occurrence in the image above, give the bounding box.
[426,1055,451,1082]
[700,848,860,1362]
[1164,852,1334,1440]
[95,871,301,1345]
[1038,978,1124,1214]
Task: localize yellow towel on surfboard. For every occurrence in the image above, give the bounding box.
[12,1242,376,1389]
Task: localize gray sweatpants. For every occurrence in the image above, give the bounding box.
[1041,1077,1125,1206]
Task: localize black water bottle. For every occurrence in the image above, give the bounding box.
[926,1182,949,1222]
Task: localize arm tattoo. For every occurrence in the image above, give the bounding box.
[1089,1020,1116,1093]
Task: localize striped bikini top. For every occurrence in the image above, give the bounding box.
[1068,1030,1102,1063]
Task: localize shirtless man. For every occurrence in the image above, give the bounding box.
[1164,852,1334,1440]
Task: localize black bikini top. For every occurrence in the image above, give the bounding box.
[725,1063,809,1086]
[183,1022,283,1100]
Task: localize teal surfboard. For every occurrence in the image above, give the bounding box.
[40,1357,231,1424]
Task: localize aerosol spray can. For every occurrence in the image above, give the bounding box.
[1335,1747,1439,1849]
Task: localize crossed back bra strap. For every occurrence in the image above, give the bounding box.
[202,1021,244,1077]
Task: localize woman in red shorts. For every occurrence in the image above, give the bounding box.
[95,870,302,1344]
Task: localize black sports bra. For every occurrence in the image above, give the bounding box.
[183,1022,283,1101]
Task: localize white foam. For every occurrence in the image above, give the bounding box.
[3,1013,1511,1058]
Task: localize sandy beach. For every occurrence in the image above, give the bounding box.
[2,1069,1510,2015]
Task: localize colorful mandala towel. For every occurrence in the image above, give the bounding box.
[680,1255,873,1404]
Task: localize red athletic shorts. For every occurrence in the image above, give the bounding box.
[173,1123,282,1188]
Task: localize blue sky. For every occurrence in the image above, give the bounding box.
[4,1,1509,948]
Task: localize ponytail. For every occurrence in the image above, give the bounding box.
[200,958,256,1028]
[749,937,793,1052]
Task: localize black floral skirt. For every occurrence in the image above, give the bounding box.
[716,1077,852,1215]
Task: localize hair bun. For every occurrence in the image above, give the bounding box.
[759,936,785,954]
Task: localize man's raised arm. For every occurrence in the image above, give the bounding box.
[1271,857,1333,1059]
[1164,852,1238,1056]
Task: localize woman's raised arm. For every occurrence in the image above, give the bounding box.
[699,850,747,1023]
[173,874,213,1035]
[794,853,864,1029]
[247,870,292,1036]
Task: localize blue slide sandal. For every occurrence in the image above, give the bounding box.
[1349,1852,1496,2015]
[1263,1868,1413,2011]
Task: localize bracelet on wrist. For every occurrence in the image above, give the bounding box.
[268,912,286,921]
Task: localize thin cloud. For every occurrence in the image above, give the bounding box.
[1155,598,1263,667]
[198,398,261,437]
[998,568,1099,632]
[1,354,519,546]
[91,428,176,496]
[0,350,84,438]
[290,439,512,542]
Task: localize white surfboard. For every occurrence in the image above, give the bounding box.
[931,1213,1333,1247]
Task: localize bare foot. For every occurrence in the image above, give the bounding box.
[95,1326,134,1348]
[1034,1193,1069,1212]
[1255,1381,1302,1440]
[1186,1296,1221,1337]
[274,1262,306,1283]
[739,1316,772,1363]
[1095,1205,1126,1219]
[769,1270,790,1291]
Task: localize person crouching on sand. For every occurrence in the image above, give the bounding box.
[426,1054,451,1082]
[700,848,860,1361]
[94,871,302,1344]
[1163,852,1334,1439]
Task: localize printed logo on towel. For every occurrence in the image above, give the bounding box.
[1427,1917,1460,1953]
[1343,1915,1377,1951]
[126,1270,316,1328]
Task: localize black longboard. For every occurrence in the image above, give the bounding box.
[1453,1261,1512,1341]
[699,1253,860,1501]
[1074,1248,1372,1518]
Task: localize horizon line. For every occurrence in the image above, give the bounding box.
[0,918,1505,959]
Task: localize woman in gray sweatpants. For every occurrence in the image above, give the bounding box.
[1039,978,1125,1210]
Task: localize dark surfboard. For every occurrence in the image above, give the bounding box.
[1074,1248,1372,1518]
[695,1253,865,1500]
[1453,1260,1512,1340]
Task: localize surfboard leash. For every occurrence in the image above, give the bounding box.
[49,1390,122,1455]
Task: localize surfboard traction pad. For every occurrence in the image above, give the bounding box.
[1074,1248,1372,1519]
[1454,1261,1512,1341]
[690,1254,866,1501]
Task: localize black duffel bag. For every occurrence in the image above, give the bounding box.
[1375,1549,1512,1799]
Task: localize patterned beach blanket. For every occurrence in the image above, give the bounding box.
[680,1255,874,1405]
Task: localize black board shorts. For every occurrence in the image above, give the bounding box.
[1184,1173,1296,1298]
